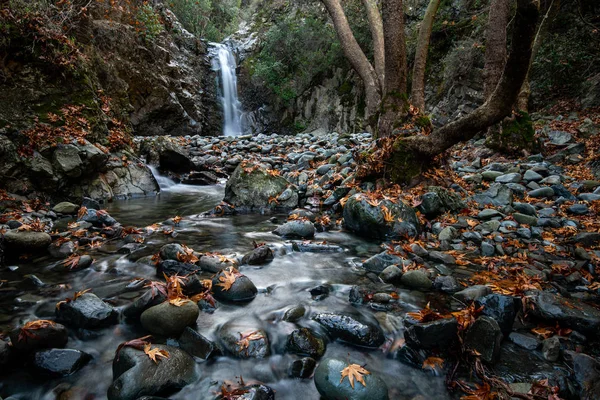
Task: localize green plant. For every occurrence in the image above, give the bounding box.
[167,0,240,42]
[135,4,164,41]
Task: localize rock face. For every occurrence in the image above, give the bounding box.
[140,301,199,337]
[107,345,198,400]
[314,358,388,400]
[529,291,600,335]
[312,312,384,348]
[224,163,298,210]
[55,293,118,329]
[343,195,419,239]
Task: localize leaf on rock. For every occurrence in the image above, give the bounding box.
[115,335,152,360]
[217,267,239,291]
[236,330,264,353]
[422,357,444,371]
[406,302,445,323]
[168,297,190,307]
[340,363,370,389]
[144,343,170,364]
[18,320,57,342]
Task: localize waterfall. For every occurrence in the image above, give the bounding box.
[211,43,242,137]
[148,165,177,190]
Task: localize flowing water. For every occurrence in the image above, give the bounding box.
[211,43,243,137]
[0,183,452,399]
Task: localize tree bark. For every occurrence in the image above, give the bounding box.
[392,0,540,179]
[410,0,441,111]
[378,0,408,137]
[322,0,382,120]
[483,0,511,100]
[362,0,385,90]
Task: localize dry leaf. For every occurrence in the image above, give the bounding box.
[143,343,170,364]
[217,267,239,291]
[340,363,370,389]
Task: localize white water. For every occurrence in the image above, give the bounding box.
[148,165,177,190]
[211,43,242,137]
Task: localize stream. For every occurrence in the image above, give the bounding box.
[0,183,451,400]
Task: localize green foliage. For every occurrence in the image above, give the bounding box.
[135,4,164,41]
[167,0,241,42]
[486,111,539,154]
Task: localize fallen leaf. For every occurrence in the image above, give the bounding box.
[144,343,169,364]
[340,363,370,389]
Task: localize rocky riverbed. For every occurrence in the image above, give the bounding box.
[1,111,600,399]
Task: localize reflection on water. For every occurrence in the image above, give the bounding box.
[0,185,450,400]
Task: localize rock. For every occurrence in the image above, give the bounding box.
[482,171,504,181]
[48,240,76,259]
[433,276,461,293]
[286,328,326,358]
[52,202,80,214]
[542,336,561,362]
[55,292,118,329]
[438,226,458,241]
[568,204,589,215]
[273,220,315,239]
[571,352,600,400]
[509,332,540,350]
[513,213,538,226]
[528,187,555,198]
[0,340,10,366]
[122,289,166,320]
[427,250,455,264]
[471,183,513,206]
[224,163,298,210]
[3,230,52,256]
[478,209,503,220]
[464,316,502,363]
[343,195,419,239]
[312,312,384,348]
[217,318,270,359]
[159,243,185,260]
[53,145,83,178]
[289,357,317,378]
[177,327,219,360]
[157,260,202,277]
[481,242,495,256]
[32,348,91,376]
[455,285,492,303]
[314,358,388,400]
[572,232,600,246]
[529,291,600,335]
[242,245,274,265]
[405,317,458,349]
[400,270,432,290]
[379,265,403,284]
[523,170,543,181]
[418,192,443,217]
[211,269,257,302]
[9,321,68,352]
[362,251,404,274]
[475,294,516,335]
[140,300,199,337]
[107,345,197,400]
[283,305,306,322]
[513,202,537,216]
[547,130,572,145]
[78,208,117,227]
[154,138,195,172]
[496,173,522,183]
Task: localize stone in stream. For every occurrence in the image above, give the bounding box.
[362,251,404,274]
[123,289,167,320]
[217,318,270,359]
[140,300,199,337]
[286,327,326,358]
[454,285,492,303]
[9,321,68,352]
[242,245,274,265]
[177,327,220,360]
[157,260,202,277]
[273,220,315,239]
[2,230,52,256]
[343,195,419,239]
[55,293,118,329]
[158,243,185,260]
[475,294,516,335]
[528,291,600,335]
[283,305,306,322]
[107,345,197,400]
[223,163,299,210]
[52,202,80,214]
[464,316,502,363]
[289,357,317,378]
[404,317,458,349]
[379,265,403,284]
[32,348,91,376]
[312,312,384,348]
[313,358,388,400]
[78,208,118,227]
[211,268,257,302]
[198,254,237,273]
[400,270,432,290]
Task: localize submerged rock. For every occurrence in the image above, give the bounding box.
[107,345,197,400]
[312,312,384,348]
[314,358,388,400]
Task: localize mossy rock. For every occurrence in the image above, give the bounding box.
[486,111,541,154]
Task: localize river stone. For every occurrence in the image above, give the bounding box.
[513,202,537,216]
[495,173,522,183]
[571,352,600,399]
[217,318,270,359]
[418,192,443,217]
[475,294,516,335]
[438,226,458,241]
[235,385,276,400]
[32,348,91,376]
[478,209,503,220]
[433,276,461,293]
[177,327,219,360]
[52,202,79,214]
[464,316,502,363]
[405,317,458,349]
[224,163,298,209]
[471,183,513,206]
[159,243,185,261]
[140,300,199,337]
[528,291,600,335]
[55,292,118,329]
[542,336,561,362]
[53,144,83,178]
[362,251,403,274]
[3,230,52,255]
[157,260,202,277]
[572,232,600,247]
[528,187,555,198]
[78,208,117,227]
[286,327,326,358]
[123,289,166,320]
[509,332,540,350]
[9,321,68,352]
[107,345,197,400]
[48,240,76,259]
[455,285,492,303]
[314,358,388,400]
[400,270,432,290]
[283,305,306,322]
[482,171,504,181]
[197,255,236,273]
[273,220,315,239]
[312,312,384,348]
[513,213,538,226]
[242,245,274,265]
[343,195,419,239]
[289,357,317,378]
[211,269,257,302]
[379,265,403,284]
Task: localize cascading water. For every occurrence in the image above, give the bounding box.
[148,165,177,190]
[211,43,242,137]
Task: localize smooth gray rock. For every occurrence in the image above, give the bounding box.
[312,312,384,348]
[140,301,199,337]
[273,220,315,239]
[55,293,118,329]
[465,316,502,363]
[211,269,257,302]
[3,230,52,255]
[314,358,388,400]
[33,348,91,376]
[455,285,492,303]
[400,270,432,290]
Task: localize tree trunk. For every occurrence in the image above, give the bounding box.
[362,0,385,90]
[410,0,441,111]
[389,0,540,182]
[517,0,558,111]
[322,0,382,120]
[483,0,511,99]
[378,0,408,137]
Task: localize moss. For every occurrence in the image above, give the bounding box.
[486,111,540,154]
[389,138,425,183]
[415,115,432,128]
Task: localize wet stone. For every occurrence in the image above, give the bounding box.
[286,328,326,358]
[433,276,461,293]
[55,293,118,329]
[312,312,384,348]
[217,319,270,359]
[476,294,516,335]
[177,327,219,360]
[241,245,274,265]
[288,357,316,379]
[455,285,492,303]
[405,317,458,349]
[314,358,388,400]
[465,316,502,364]
[400,270,432,290]
[362,251,404,274]
[140,300,199,337]
[509,332,540,350]
[9,321,68,352]
[542,336,561,362]
[283,305,306,322]
[273,220,315,239]
[529,291,600,335]
[32,348,91,377]
[211,270,257,302]
[379,265,403,284]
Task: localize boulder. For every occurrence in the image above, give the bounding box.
[464,316,502,363]
[273,220,315,239]
[32,348,91,376]
[314,358,388,400]
[529,291,600,335]
[242,245,274,265]
[217,318,270,359]
[3,230,52,256]
[476,294,516,335]
[405,317,458,349]
[53,144,83,178]
[140,300,199,337]
[312,312,384,348]
[52,202,80,214]
[55,292,118,329]
[211,269,257,302]
[400,270,432,290]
